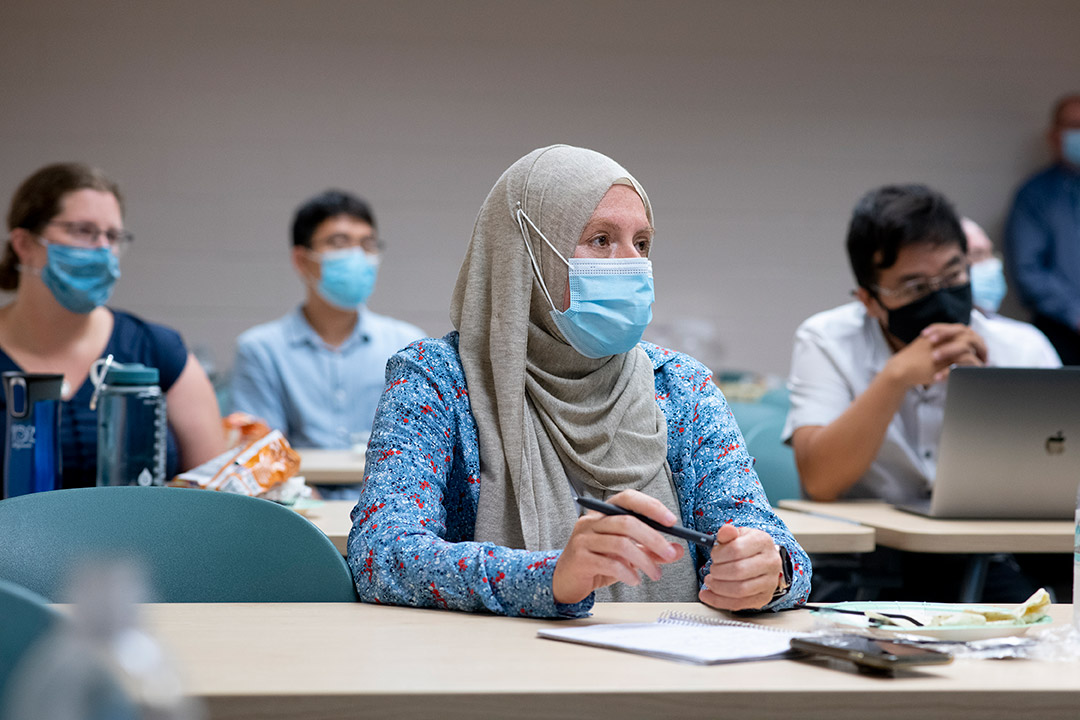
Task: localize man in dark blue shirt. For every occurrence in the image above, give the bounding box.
[1005,93,1080,364]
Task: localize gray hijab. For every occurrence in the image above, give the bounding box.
[450,145,698,602]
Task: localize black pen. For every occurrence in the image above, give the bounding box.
[574,496,716,549]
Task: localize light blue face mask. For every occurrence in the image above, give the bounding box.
[1063,129,1080,167]
[314,248,378,309]
[35,240,121,314]
[517,206,654,359]
[970,256,1007,314]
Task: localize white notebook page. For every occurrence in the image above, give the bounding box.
[538,614,804,665]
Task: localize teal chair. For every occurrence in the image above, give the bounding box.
[0,579,63,714]
[726,400,780,441]
[730,392,802,504]
[743,413,802,504]
[0,487,356,603]
[758,385,791,409]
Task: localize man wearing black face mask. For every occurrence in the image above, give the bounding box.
[780,185,1060,602]
[781,185,1058,604]
[783,184,1059,506]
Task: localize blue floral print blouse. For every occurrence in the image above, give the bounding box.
[347,333,811,617]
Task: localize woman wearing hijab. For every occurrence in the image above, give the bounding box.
[0,162,225,488]
[347,146,810,617]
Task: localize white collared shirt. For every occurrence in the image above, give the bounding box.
[781,302,1061,504]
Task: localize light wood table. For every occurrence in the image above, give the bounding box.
[296,448,365,485]
[301,501,874,555]
[298,500,355,554]
[779,500,1074,554]
[145,601,1079,720]
[776,507,875,553]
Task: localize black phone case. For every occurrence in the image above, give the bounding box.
[790,637,953,671]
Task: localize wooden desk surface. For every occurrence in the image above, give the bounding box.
[146,601,1079,720]
[298,500,354,553]
[296,448,365,485]
[779,499,1074,554]
[301,502,874,555]
[776,507,875,553]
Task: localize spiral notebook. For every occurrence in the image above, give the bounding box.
[537,612,807,665]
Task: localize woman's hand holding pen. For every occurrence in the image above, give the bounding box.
[552,489,685,605]
[698,525,783,611]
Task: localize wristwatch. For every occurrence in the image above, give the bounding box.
[771,546,793,602]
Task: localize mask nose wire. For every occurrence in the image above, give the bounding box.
[515,202,566,313]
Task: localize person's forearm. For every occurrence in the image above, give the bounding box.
[794,366,909,501]
[351,514,580,616]
[167,355,227,470]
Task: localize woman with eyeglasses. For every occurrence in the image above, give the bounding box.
[0,162,225,489]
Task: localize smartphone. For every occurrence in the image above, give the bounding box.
[790,635,953,672]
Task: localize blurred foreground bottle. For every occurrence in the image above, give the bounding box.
[4,561,203,720]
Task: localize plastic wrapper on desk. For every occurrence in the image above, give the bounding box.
[169,428,300,496]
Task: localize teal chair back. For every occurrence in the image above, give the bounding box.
[726,400,779,439]
[743,411,803,504]
[0,579,63,714]
[758,385,791,409]
[0,487,356,602]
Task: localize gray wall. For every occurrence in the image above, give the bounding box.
[3,0,1079,381]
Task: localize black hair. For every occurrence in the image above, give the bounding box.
[846,184,966,292]
[290,189,376,248]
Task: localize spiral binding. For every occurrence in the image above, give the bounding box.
[658,611,796,634]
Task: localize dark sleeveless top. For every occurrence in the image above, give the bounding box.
[0,309,188,489]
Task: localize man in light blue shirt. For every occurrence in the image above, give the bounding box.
[1005,93,1080,364]
[231,190,424,498]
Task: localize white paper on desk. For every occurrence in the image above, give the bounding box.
[538,615,804,665]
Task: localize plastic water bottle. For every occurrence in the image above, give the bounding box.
[4,561,204,720]
[94,358,167,487]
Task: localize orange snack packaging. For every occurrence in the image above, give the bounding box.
[169,413,299,496]
[222,411,272,449]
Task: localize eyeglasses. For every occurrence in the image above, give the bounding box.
[314,233,384,254]
[872,265,970,305]
[47,221,134,253]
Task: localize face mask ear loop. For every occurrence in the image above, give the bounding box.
[14,236,49,277]
[515,203,562,313]
[517,206,570,267]
[15,263,41,277]
[298,247,323,292]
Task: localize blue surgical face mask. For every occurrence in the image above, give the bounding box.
[32,239,121,314]
[969,256,1007,314]
[313,248,378,309]
[516,206,654,359]
[1063,129,1080,167]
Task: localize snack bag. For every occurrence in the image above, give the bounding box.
[170,429,300,496]
[222,411,271,450]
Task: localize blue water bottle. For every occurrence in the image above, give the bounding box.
[2,372,64,499]
[94,360,167,487]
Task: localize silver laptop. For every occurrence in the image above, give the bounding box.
[897,366,1080,519]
